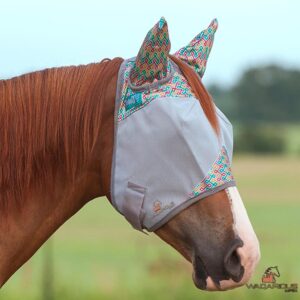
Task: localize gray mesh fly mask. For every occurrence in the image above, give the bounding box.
[110,18,236,232]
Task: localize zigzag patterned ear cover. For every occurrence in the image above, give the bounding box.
[129,17,171,87]
[174,19,218,78]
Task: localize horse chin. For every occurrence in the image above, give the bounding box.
[192,262,253,292]
[192,269,222,291]
[191,256,208,290]
[191,250,247,292]
[192,271,245,292]
[192,272,208,290]
[191,255,222,291]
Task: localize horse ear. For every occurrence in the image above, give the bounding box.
[173,19,218,78]
[130,17,171,86]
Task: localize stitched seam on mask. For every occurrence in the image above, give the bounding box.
[110,60,128,209]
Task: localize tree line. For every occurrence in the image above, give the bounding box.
[209,65,300,154]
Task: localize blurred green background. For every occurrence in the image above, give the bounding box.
[1,156,299,300]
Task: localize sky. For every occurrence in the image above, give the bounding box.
[0,0,299,87]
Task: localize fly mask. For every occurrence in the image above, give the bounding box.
[110,17,236,232]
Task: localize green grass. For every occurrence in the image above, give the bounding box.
[284,124,300,154]
[1,156,300,300]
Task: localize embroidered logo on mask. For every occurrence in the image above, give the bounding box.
[153,200,162,213]
[124,92,143,111]
[152,200,175,216]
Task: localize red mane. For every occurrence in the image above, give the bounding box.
[0,58,123,207]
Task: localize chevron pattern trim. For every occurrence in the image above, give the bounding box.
[118,60,196,121]
[188,146,234,198]
[129,17,171,86]
[174,19,218,78]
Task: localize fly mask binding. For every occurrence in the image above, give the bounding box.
[110,17,237,232]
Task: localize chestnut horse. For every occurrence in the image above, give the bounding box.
[0,55,260,291]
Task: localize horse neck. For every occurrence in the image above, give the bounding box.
[0,57,122,287]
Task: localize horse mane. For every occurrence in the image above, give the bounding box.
[0,57,123,208]
[0,54,216,208]
[169,55,219,134]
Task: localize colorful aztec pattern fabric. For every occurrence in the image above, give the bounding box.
[118,59,196,121]
[129,17,171,86]
[189,146,234,198]
[119,17,219,121]
[174,19,218,78]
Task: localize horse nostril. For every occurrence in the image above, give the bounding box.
[224,238,245,282]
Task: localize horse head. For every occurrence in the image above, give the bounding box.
[0,16,260,292]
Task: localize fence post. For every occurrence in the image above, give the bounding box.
[42,238,54,300]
